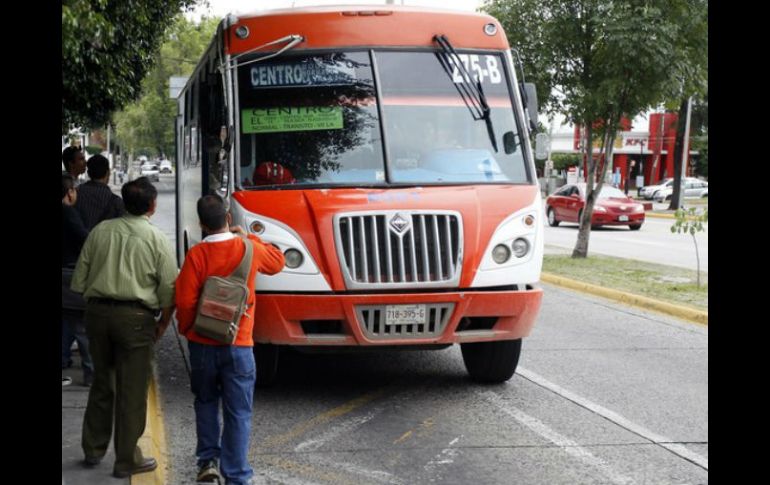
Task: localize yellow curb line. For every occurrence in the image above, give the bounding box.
[540,272,707,326]
[132,373,167,485]
[645,212,676,219]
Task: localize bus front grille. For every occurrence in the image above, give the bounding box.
[334,211,463,289]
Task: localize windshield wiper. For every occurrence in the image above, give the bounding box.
[433,34,498,152]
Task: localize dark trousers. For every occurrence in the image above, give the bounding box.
[61,310,94,381]
[81,302,156,471]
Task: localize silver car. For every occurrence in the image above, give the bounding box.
[140,163,160,182]
[653,179,708,202]
[639,178,674,200]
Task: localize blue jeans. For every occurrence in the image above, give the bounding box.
[188,341,256,485]
[62,310,93,380]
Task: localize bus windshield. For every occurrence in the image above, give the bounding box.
[376,51,528,184]
[236,50,528,188]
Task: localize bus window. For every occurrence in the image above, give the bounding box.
[375,51,529,184]
[237,51,384,187]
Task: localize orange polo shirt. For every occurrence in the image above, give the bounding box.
[175,233,285,346]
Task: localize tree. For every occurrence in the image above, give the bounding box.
[483,0,685,257]
[62,0,199,130]
[671,207,707,287]
[113,16,219,159]
[662,0,708,210]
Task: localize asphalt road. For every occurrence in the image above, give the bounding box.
[151,178,707,484]
[543,215,708,272]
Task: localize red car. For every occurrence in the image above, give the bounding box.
[545,183,645,230]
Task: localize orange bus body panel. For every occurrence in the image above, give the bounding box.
[227,7,509,53]
[232,185,539,291]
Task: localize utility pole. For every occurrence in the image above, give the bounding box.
[677,96,693,210]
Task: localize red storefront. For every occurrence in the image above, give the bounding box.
[573,112,693,189]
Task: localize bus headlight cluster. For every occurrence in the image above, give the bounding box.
[492,244,511,264]
[512,238,530,258]
[284,248,304,269]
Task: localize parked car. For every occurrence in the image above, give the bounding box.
[140,163,160,182]
[653,179,708,202]
[639,178,674,200]
[159,159,173,174]
[546,183,646,230]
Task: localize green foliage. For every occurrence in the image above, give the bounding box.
[671,207,707,286]
[671,207,708,236]
[481,0,707,258]
[551,153,581,171]
[62,0,199,129]
[113,16,219,158]
[85,145,103,156]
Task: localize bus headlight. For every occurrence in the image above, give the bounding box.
[284,248,304,269]
[512,238,530,258]
[492,244,511,264]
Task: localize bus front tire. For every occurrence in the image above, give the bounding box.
[254,343,280,387]
[461,339,522,383]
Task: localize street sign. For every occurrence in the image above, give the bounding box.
[535,133,550,160]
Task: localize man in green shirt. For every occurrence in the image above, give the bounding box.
[72,176,177,478]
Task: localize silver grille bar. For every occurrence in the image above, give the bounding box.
[334,210,463,290]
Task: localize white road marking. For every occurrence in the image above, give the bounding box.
[424,435,463,472]
[306,458,405,485]
[479,390,635,485]
[294,408,382,452]
[251,469,322,485]
[517,367,708,470]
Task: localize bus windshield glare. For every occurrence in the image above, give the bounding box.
[236,50,528,188]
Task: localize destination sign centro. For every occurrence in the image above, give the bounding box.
[250,62,357,88]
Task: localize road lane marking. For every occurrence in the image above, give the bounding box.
[423,435,464,480]
[305,456,405,485]
[295,408,382,452]
[517,367,708,470]
[260,456,359,485]
[393,417,434,445]
[256,388,388,451]
[479,391,635,485]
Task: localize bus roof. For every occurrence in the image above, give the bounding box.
[224,5,509,54]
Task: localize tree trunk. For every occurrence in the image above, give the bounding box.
[668,97,688,210]
[572,119,617,258]
[692,233,700,287]
[572,123,593,258]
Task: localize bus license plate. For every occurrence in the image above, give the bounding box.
[618,215,629,222]
[385,304,427,326]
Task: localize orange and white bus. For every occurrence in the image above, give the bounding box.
[175,5,544,385]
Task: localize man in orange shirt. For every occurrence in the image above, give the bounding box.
[175,195,284,485]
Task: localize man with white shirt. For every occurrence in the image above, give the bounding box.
[174,195,284,485]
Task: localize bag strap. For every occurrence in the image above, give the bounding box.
[229,235,254,283]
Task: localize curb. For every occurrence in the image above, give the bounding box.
[132,373,167,485]
[540,272,708,326]
[645,212,676,219]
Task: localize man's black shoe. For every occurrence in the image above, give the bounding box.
[112,457,157,478]
[82,455,102,467]
[196,458,221,483]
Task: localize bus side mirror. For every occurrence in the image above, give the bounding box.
[503,131,517,154]
[523,82,538,132]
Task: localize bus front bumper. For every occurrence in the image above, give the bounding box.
[252,287,543,346]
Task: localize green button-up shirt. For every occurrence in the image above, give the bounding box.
[71,214,177,310]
